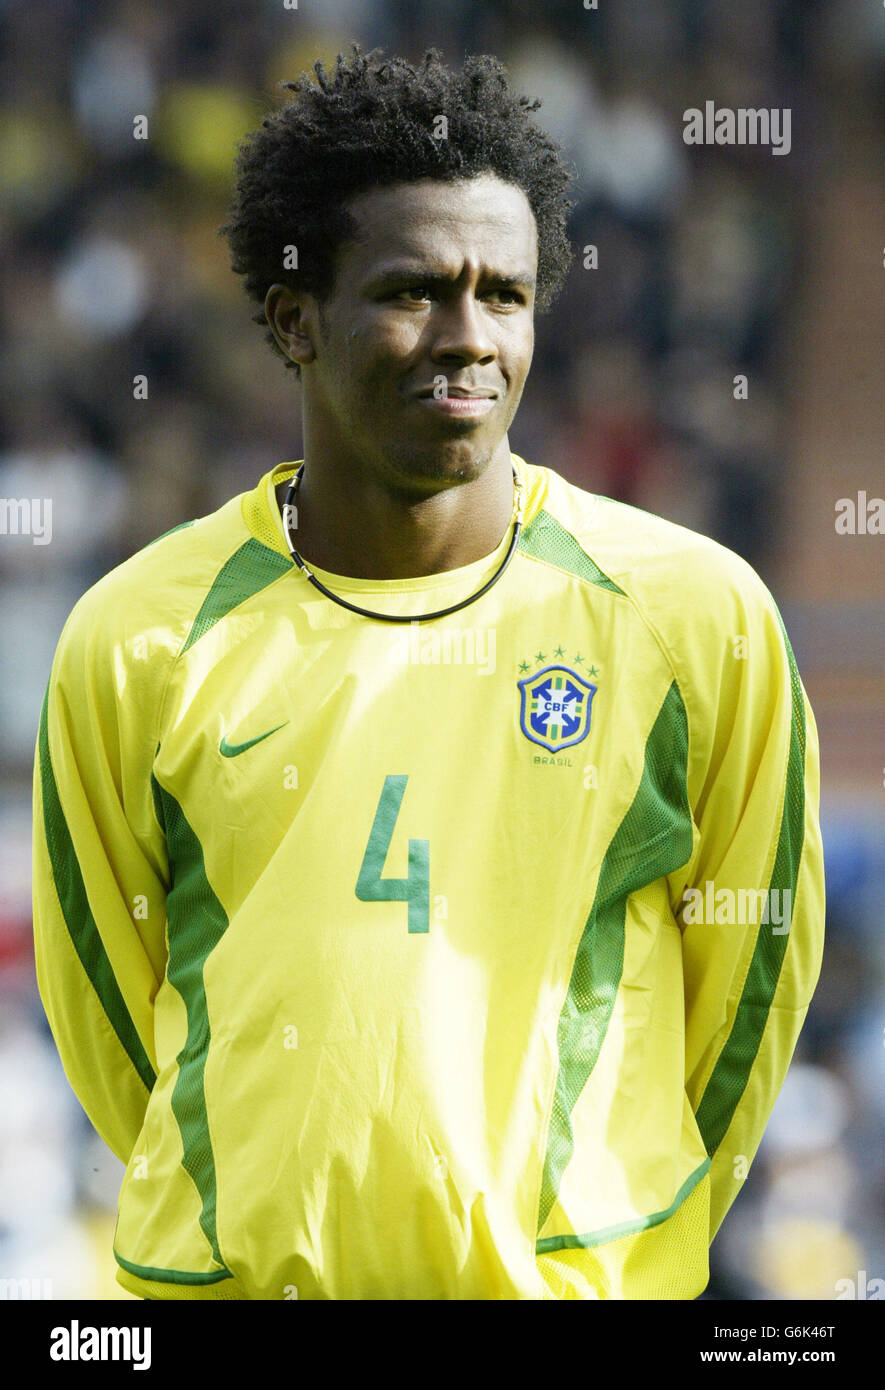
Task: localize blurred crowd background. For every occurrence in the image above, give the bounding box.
[1,0,883,1300]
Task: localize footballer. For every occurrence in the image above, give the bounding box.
[32,46,824,1300]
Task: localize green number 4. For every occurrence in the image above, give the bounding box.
[355,775,430,933]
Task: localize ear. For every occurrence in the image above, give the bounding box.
[264,284,318,368]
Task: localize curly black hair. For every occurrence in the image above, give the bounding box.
[219,44,576,375]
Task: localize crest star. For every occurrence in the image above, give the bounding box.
[553,645,565,657]
[574,653,583,664]
[535,652,546,663]
[518,661,530,673]
[588,665,598,676]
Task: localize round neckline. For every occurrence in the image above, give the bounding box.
[270,457,524,595]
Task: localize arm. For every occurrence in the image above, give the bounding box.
[672,567,825,1239]
[32,589,171,1164]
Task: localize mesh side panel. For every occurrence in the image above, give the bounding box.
[182,538,291,653]
[151,774,231,1274]
[518,509,625,594]
[537,1170,711,1300]
[538,681,693,1230]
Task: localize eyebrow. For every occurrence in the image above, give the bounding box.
[365,265,537,293]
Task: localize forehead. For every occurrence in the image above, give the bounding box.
[339,175,538,274]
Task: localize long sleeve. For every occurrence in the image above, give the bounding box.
[32,586,172,1164]
[671,567,825,1241]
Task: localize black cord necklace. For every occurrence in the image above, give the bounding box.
[281,462,525,623]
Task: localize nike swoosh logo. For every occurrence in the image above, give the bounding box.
[219,722,288,758]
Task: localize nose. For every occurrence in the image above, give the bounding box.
[429,291,498,368]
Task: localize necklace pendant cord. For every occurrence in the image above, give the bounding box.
[281,463,525,623]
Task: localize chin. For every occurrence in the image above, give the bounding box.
[386,437,497,492]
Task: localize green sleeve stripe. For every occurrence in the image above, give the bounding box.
[150,772,231,1276]
[693,615,807,1156]
[37,686,157,1094]
[537,680,694,1232]
[182,538,290,653]
[518,509,626,594]
[537,1157,711,1253]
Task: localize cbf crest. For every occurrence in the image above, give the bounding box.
[518,665,596,753]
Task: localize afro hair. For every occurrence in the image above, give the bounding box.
[219,44,576,374]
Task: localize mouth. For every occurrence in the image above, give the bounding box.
[413,385,499,419]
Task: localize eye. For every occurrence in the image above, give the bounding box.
[486,288,523,305]
[394,285,433,302]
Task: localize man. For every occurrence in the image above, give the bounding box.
[32,46,824,1301]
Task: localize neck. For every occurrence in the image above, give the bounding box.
[275,439,517,580]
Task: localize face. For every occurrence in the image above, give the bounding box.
[266,173,538,494]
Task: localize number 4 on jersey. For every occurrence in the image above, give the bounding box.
[355,775,430,933]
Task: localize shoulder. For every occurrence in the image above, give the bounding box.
[525,462,778,636]
[52,491,252,684]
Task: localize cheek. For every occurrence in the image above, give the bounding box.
[365,303,429,348]
[516,333,530,378]
[503,331,534,381]
[347,322,423,391]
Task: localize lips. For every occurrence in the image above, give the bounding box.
[414,386,498,399]
[416,393,496,418]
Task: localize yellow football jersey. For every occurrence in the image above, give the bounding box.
[32,454,824,1299]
